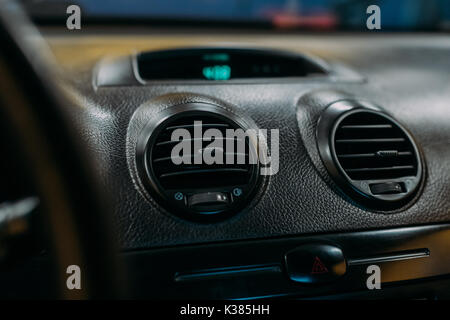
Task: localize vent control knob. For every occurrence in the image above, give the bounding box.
[370,182,405,195]
[188,192,230,211]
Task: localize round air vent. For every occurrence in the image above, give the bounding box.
[136,103,262,222]
[317,101,423,207]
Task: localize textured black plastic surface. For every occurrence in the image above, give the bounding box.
[59,35,450,250]
[1,224,449,299]
[121,224,450,299]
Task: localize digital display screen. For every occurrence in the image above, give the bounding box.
[137,48,327,81]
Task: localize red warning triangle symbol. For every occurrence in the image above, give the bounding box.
[311,256,329,274]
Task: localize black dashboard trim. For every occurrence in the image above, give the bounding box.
[123,223,450,299]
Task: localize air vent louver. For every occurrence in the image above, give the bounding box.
[334,111,418,181]
[150,114,253,189]
[137,104,261,222]
[317,101,423,206]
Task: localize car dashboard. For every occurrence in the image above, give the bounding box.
[2,27,450,300]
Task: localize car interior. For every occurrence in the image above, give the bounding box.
[0,0,450,301]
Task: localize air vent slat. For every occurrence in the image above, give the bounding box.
[165,123,230,131]
[154,162,250,176]
[153,153,248,163]
[337,151,414,159]
[337,153,376,158]
[159,168,249,179]
[156,137,242,147]
[340,124,393,129]
[345,165,415,173]
[336,138,405,143]
[344,166,416,180]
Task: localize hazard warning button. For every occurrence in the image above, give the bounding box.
[285,244,346,284]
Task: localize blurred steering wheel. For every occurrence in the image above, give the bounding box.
[0,1,123,298]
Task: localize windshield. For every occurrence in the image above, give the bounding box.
[22,0,450,31]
